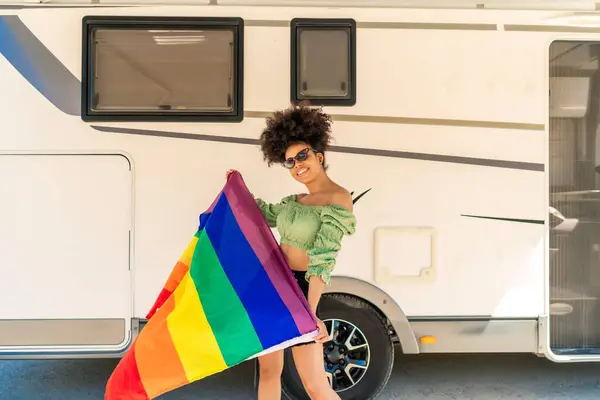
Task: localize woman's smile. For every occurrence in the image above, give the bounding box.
[296,166,309,177]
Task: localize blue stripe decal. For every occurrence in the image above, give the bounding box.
[0,16,80,115]
[0,17,43,92]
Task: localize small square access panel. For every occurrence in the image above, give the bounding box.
[373,227,437,284]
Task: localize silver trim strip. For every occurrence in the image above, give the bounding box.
[245,19,289,27]
[357,21,497,30]
[410,319,539,353]
[505,24,600,32]
[0,319,126,346]
[91,125,545,171]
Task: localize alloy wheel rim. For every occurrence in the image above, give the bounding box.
[321,318,370,392]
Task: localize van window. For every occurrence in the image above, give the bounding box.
[82,17,244,122]
[291,19,356,106]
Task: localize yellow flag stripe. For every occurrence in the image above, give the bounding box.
[167,273,228,381]
[180,236,198,266]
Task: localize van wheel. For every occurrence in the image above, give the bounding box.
[281,294,395,400]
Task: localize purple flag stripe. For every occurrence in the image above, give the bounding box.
[223,173,317,334]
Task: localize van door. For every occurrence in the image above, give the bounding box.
[547,41,600,360]
[0,154,133,357]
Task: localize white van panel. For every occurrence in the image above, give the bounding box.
[0,154,132,322]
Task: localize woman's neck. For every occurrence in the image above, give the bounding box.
[305,173,333,194]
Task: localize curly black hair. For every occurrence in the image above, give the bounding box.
[259,102,333,168]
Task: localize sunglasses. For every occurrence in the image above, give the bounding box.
[282,147,318,169]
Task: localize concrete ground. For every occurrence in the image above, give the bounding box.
[2,350,600,399]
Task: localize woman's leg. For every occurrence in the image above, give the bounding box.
[292,343,340,400]
[257,350,284,400]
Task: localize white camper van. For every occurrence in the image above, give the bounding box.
[2,0,600,398]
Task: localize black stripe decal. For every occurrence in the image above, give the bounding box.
[351,188,372,204]
[0,5,133,8]
[461,214,545,225]
[91,125,545,172]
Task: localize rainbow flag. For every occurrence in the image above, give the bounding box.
[104,171,318,400]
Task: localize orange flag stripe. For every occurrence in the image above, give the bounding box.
[164,237,198,293]
[135,295,188,399]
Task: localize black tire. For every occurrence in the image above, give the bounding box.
[281,294,395,400]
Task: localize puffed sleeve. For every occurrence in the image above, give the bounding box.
[254,195,293,228]
[305,205,357,285]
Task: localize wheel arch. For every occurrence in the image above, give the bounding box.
[324,276,419,354]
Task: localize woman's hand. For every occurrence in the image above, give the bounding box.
[225,169,238,180]
[314,317,330,344]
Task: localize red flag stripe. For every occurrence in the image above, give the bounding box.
[104,339,149,400]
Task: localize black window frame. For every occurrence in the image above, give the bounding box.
[81,15,245,123]
[290,18,356,107]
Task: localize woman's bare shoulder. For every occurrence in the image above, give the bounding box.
[328,186,353,211]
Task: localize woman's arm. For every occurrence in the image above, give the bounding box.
[304,193,356,342]
[304,194,356,286]
[255,197,285,228]
[306,275,326,314]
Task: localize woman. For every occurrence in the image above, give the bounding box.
[226,103,356,400]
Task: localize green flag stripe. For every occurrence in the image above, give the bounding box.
[189,229,264,365]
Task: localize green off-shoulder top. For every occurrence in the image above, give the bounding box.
[254,194,357,285]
